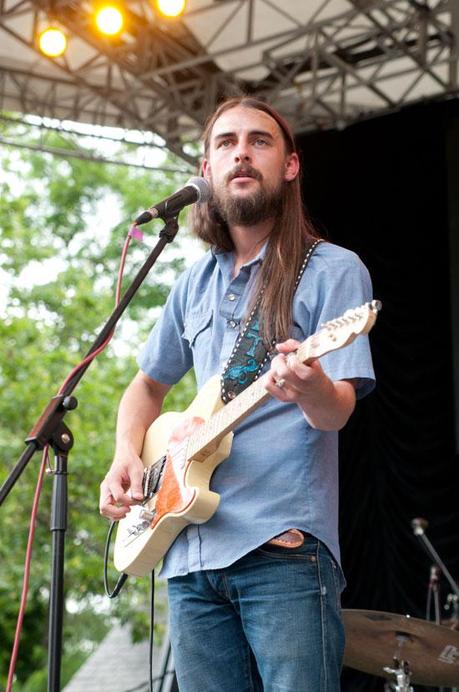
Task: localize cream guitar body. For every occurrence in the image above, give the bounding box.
[113,300,381,577]
[114,376,233,577]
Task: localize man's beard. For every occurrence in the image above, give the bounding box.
[212,181,283,227]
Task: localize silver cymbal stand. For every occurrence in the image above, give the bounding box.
[411,517,459,692]
[383,658,413,692]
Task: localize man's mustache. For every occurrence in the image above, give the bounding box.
[225,165,262,184]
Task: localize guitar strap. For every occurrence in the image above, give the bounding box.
[220,238,323,404]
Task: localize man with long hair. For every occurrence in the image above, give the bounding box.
[100,97,375,690]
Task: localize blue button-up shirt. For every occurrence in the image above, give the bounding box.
[138,241,375,577]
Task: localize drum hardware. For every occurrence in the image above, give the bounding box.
[383,658,413,692]
[410,517,459,604]
[344,518,458,688]
[412,517,459,692]
[342,609,459,687]
[426,564,442,624]
[444,594,459,631]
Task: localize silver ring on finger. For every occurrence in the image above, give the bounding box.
[275,378,286,389]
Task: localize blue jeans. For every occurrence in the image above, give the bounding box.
[167,536,345,691]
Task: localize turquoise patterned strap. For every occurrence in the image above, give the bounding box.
[220,239,323,404]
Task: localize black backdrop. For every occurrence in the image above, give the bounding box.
[297,99,459,691]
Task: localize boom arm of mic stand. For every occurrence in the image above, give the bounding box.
[0,215,180,691]
[416,531,459,598]
[0,215,179,505]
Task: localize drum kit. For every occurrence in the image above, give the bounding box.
[342,519,459,691]
[343,609,459,691]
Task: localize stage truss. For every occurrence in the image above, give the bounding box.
[0,0,457,164]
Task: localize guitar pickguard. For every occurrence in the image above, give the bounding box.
[114,375,233,576]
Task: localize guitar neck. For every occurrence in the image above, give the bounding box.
[186,374,270,461]
[185,299,380,463]
[186,335,318,462]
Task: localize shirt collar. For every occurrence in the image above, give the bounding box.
[213,240,268,277]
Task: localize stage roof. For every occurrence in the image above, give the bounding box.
[0,0,457,164]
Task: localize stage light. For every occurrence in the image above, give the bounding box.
[38,28,67,58]
[155,0,186,18]
[95,6,124,36]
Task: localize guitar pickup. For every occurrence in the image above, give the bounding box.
[143,456,166,498]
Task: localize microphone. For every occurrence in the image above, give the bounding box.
[133,177,211,225]
[411,517,429,536]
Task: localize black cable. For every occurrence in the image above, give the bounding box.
[122,669,176,692]
[149,569,155,692]
[102,524,162,692]
[102,529,168,692]
[103,520,128,598]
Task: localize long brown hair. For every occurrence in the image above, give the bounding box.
[189,97,321,345]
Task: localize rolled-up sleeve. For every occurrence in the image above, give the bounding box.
[294,247,376,399]
[137,269,193,385]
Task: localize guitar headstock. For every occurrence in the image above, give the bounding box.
[319,300,381,349]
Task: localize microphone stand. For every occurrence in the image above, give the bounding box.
[412,520,459,692]
[0,216,180,692]
[412,523,459,600]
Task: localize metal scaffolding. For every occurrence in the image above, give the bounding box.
[0,0,457,164]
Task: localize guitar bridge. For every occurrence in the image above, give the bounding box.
[126,521,150,538]
[122,505,156,546]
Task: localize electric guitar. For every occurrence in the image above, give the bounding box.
[114,300,381,576]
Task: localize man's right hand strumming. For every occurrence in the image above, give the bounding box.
[99,450,145,520]
[99,370,170,521]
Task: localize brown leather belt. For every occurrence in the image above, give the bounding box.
[264,528,306,549]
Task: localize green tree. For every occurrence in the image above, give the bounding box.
[0,125,199,688]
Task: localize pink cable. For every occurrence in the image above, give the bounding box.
[7,230,132,687]
[6,447,48,692]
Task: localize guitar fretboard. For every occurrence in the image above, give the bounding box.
[182,299,379,463]
[185,332,317,461]
[185,374,267,461]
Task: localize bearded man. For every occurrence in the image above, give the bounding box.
[100,97,375,691]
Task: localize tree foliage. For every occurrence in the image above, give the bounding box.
[0,126,199,688]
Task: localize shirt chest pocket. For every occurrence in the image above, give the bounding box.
[182,310,213,350]
[290,322,306,343]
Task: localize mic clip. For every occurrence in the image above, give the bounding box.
[159,216,179,243]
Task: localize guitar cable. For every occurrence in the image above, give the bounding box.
[103,524,156,692]
[103,520,129,598]
[149,569,155,692]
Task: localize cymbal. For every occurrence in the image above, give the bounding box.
[343,609,459,687]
